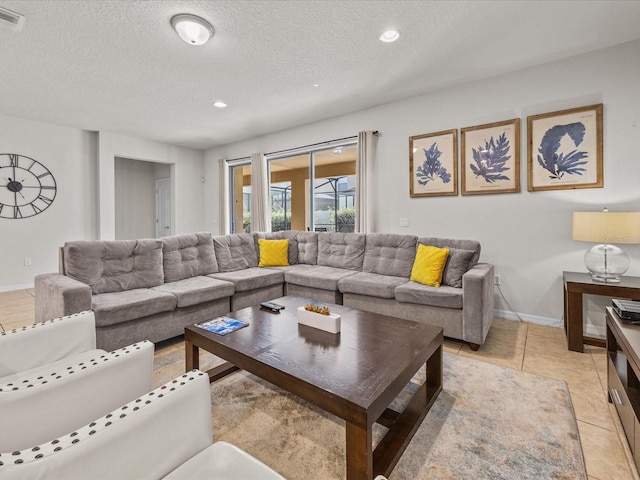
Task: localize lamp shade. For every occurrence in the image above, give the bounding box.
[573,212,640,244]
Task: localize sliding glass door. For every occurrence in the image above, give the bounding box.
[268,144,356,232]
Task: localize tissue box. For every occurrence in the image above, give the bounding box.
[297,306,341,334]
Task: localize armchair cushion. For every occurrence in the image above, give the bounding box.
[164,441,285,479]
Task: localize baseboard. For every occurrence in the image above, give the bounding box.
[494,309,564,329]
[0,282,34,292]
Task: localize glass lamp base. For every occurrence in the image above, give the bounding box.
[584,244,629,283]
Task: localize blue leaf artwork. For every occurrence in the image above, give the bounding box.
[537,122,588,179]
[469,133,511,183]
[415,142,451,185]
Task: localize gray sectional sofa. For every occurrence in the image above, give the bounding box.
[35,231,494,351]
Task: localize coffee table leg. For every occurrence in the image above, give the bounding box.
[185,340,200,372]
[346,421,373,480]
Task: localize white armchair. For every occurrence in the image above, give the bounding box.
[0,370,285,479]
[0,311,154,452]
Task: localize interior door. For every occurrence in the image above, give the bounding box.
[156,178,171,238]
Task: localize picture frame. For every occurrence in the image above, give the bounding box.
[409,129,458,197]
[461,118,521,195]
[527,104,603,191]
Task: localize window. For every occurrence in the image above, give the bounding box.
[268,143,356,232]
[227,138,357,233]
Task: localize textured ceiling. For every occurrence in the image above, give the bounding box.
[1,0,640,150]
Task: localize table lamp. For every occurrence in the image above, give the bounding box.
[573,209,640,282]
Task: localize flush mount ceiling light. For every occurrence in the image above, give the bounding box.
[379,30,400,43]
[171,14,213,45]
[213,101,227,108]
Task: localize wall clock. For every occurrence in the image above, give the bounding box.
[0,153,57,219]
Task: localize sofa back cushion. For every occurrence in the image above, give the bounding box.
[418,237,481,288]
[295,231,318,265]
[64,239,164,294]
[213,233,258,272]
[161,233,218,283]
[418,237,481,265]
[254,231,299,265]
[317,232,365,271]
[363,233,417,278]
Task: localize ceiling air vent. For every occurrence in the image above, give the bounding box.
[0,6,25,31]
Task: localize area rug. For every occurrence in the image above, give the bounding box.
[157,349,587,479]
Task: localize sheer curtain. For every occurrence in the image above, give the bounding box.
[218,159,229,234]
[355,131,378,233]
[250,152,270,232]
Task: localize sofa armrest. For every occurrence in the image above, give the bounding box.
[461,262,495,346]
[0,340,155,452]
[0,311,96,377]
[0,371,212,480]
[35,273,92,322]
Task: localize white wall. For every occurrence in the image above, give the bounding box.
[204,40,640,334]
[97,132,205,241]
[114,157,156,240]
[0,121,205,290]
[0,114,98,289]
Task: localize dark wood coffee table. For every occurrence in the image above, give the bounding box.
[185,295,443,480]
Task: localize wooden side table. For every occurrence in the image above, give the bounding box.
[564,271,640,352]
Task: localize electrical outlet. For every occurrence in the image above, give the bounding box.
[494,274,501,286]
[24,257,32,266]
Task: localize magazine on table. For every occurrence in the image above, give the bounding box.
[195,316,249,335]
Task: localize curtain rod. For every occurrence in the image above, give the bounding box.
[225,131,378,163]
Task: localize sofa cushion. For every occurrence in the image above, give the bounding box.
[213,234,258,272]
[317,233,365,271]
[442,248,476,288]
[161,233,218,282]
[151,276,235,308]
[91,289,177,327]
[295,231,318,265]
[208,268,284,293]
[254,231,299,265]
[394,281,463,309]
[284,265,358,291]
[64,239,164,294]
[257,239,290,267]
[410,245,449,287]
[362,233,417,278]
[338,272,409,299]
[418,237,481,266]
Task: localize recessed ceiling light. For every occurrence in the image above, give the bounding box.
[213,101,227,108]
[379,30,400,43]
[313,84,320,87]
[171,14,214,45]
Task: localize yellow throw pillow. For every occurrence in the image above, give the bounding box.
[410,244,450,287]
[258,239,289,267]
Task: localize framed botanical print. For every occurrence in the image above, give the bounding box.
[527,104,603,191]
[461,118,521,195]
[409,129,457,197]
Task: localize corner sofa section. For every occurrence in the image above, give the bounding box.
[35,230,494,351]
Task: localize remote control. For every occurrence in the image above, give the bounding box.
[260,301,285,312]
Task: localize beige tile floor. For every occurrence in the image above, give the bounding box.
[1,288,638,480]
